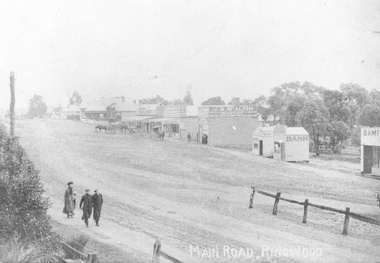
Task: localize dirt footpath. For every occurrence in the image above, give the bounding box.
[9,120,380,263]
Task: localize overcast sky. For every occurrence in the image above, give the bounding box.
[0,0,380,112]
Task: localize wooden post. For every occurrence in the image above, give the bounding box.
[152,239,161,263]
[249,185,256,209]
[272,192,281,215]
[302,199,309,223]
[343,207,350,235]
[9,72,15,137]
[87,253,98,263]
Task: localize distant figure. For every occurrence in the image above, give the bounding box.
[80,189,93,228]
[160,131,165,141]
[202,134,208,144]
[92,190,103,226]
[63,182,75,218]
[187,132,191,143]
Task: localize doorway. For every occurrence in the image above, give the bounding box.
[259,140,263,156]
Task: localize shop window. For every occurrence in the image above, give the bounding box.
[253,143,259,149]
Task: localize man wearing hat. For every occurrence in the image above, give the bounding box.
[92,189,103,226]
[79,189,93,228]
[63,182,75,218]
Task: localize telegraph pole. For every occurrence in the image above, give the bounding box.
[10,72,15,136]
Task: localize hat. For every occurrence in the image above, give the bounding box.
[67,181,73,185]
[85,189,90,192]
[94,189,98,192]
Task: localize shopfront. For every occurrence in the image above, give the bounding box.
[361,127,380,175]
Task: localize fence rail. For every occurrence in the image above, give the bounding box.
[60,242,98,263]
[249,185,380,235]
[152,239,183,263]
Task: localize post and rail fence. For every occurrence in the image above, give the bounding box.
[248,185,380,235]
[152,239,183,263]
[58,242,98,263]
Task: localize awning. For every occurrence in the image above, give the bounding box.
[124,116,155,121]
[146,118,180,124]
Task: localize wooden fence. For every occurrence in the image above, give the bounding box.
[152,239,183,263]
[59,242,98,263]
[248,185,380,235]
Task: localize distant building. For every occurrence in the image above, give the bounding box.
[59,105,80,120]
[252,126,274,157]
[198,105,259,149]
[273,126,309,162]
[361,127,380,176]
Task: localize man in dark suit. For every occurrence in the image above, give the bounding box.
[92,189,103,226]
[79,189,92,228]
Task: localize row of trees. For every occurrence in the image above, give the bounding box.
[200,82,379,155]
[139,91,194,105]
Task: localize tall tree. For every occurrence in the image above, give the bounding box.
[340,83,369,127]
[201,96,226,105]
[329,121,350,152]
[27,94,47,118]
[296,99,329,156]
[285,94,306,126]
[359,104,380,127]
[68,91,83,106]
[183,91,194,105]
[227,97,241,106]
[322,89,351,124]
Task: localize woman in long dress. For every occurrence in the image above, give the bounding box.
[63,182,75,218]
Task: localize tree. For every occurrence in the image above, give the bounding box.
[296,99,329,156]
[201,96,226,105]
[340,83,369,127]
[27,94,47,118]
[285,95,306,126]
[183,91,194,105]
[53,105,63,114]
[329,121,350,152]
[68,91,83,106]
[322,89,351,124]
[139,95,169,105]
[171,99,183,105]
[359,104,380,127]
[0,124,61,255]
[228,97,241,106]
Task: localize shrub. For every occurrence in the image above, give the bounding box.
[0,238,58,263]
[0,124,61,256]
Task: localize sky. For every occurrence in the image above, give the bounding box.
[0,0,380,113]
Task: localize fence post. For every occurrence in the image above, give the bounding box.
[302,199,309,223]
[152,239,161,263]
[272,192,281,215]
[249,185,256,209]
[87,253,98,263]
[343,207,350,235]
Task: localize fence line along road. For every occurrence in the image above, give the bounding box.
[152,239,183,263]
[248,185,380,236]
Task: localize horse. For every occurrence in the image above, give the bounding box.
[95,125,108,133]
[119,125,129,133]
[159,131,165,141]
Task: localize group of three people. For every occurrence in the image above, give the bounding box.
[63,182,103,228]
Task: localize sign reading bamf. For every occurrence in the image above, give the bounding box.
[199,105,257,118]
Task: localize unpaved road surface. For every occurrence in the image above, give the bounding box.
[7,120,380,262]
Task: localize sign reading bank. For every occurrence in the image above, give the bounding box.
[361,128,380,145]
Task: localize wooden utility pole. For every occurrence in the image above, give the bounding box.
[10,72,15,136]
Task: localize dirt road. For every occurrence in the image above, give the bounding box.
[8,120,380,262]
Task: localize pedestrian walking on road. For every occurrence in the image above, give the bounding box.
[92,189,103,226]
[80,189,93,228]
[63,182,75,218]
[187,132,191,143]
